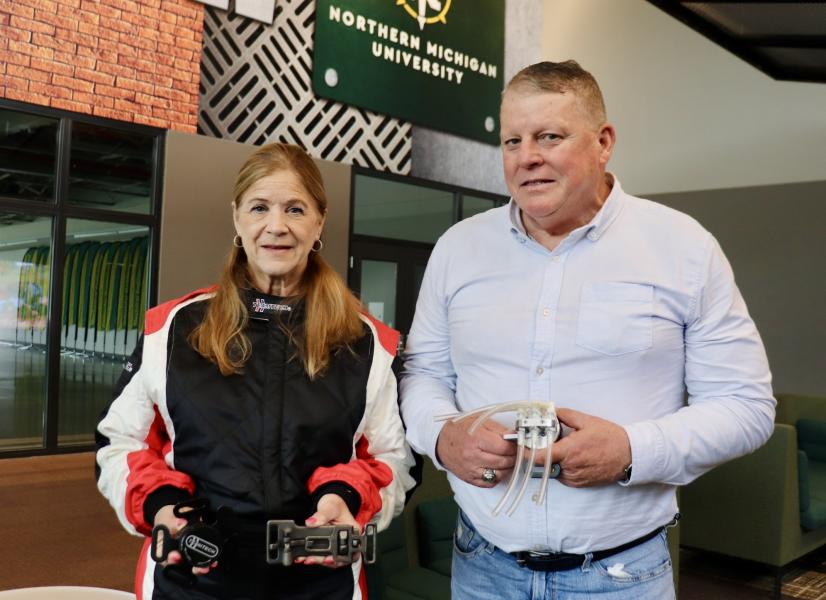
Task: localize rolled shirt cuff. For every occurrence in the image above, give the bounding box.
[622,421,665,485]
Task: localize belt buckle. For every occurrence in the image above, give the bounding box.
[514,549,582,572]
[514,550,553,567]
[265,520,377,566]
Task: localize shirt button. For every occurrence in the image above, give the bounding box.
[542,308,550,316]
[536,367,544,375]
[587,232,597,241]
[551,256,560,263]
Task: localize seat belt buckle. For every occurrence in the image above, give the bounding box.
[265,520,377,566]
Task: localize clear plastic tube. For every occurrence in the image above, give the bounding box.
[434,401,523,424]
[467,401,529,434]
[507,428,539,516]
[492,428,526,516]
[432,401,561,516]
[533,439,554,504]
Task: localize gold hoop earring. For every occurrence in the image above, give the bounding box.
[311,239,323,252]
[233,235,243,248]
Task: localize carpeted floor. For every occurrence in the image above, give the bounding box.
[2,452,824,599]
[777,570,826,600]
[680,547,826,600]
[0,452,142,592]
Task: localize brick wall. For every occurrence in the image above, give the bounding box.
[0,0,204,131]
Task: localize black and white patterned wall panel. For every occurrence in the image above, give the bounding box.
[198,3,412,173]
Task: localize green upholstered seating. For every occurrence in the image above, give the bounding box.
[366,460,452,600]
[680,393,826,599]
[366,516,451,600]
[797,419,826,531]
[415,497,457,577]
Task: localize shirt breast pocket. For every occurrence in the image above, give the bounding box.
[576,282,653,356]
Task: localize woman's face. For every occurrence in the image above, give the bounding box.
[233,169,325,296]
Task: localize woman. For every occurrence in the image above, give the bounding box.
[96,143,416,600]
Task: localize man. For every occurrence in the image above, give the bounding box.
[399,60,775,599]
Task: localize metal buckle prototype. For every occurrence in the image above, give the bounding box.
[265,520,377,566]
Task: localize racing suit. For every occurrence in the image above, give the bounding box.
[96,287,416,600]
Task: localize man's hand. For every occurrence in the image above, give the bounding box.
[296,494,360,568]
[551,408,631,487]
[436,416,517,487]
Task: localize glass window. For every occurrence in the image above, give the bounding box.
[0,102,161,457]
[360,259,397,329]
[58,219,150,446]
[462,194,498,220]
[68,122,154,214]
[0,109,58,203]
[0,213,53,450]
[353,175,454,244]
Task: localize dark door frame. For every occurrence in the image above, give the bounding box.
[348,235,434,336]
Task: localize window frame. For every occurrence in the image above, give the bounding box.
[347,166,508,339]
[0,98,165,458]
[349,165,508,248]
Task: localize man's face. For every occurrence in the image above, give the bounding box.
[500,87,614,232]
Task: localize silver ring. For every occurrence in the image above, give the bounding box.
[482,467,496,483]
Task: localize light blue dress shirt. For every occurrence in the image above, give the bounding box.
[400,177,775,554]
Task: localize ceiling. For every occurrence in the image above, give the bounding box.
[646,2,826,84]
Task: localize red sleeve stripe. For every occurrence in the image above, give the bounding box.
[360,311,400,357]
[358,566,367,600]
[134,538,150,600]
[125,409,195,535]
[306,436,393,527]
[144,285,217,335]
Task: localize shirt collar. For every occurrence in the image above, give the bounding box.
[507,173,626,245]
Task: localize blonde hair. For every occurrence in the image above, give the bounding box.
[189,143,364,379]
[504,60,607,127]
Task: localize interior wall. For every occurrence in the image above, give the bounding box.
[541,0,826,196]
[159,132,351,303]
[650,180,826,396]
[411,0,826,197]
[0,0,204,131]
[198,3,412,174]
[409,0,543,194]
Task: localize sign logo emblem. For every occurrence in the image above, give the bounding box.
[397,0,452,30]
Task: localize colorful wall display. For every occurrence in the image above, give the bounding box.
[15,237,148,358]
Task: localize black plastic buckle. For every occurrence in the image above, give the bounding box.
[265,520,377,566]
[150,498,233,587]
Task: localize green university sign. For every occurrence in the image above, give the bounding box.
[313,0,505,145]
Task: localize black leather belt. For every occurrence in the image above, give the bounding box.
[512,527,663,572]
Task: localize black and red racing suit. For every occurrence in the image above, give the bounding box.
[96,287,415,600]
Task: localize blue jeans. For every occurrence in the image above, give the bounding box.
[451,511,675,600]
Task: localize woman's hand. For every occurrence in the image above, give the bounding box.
[153,504,218,576]
[294,494,360,568]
